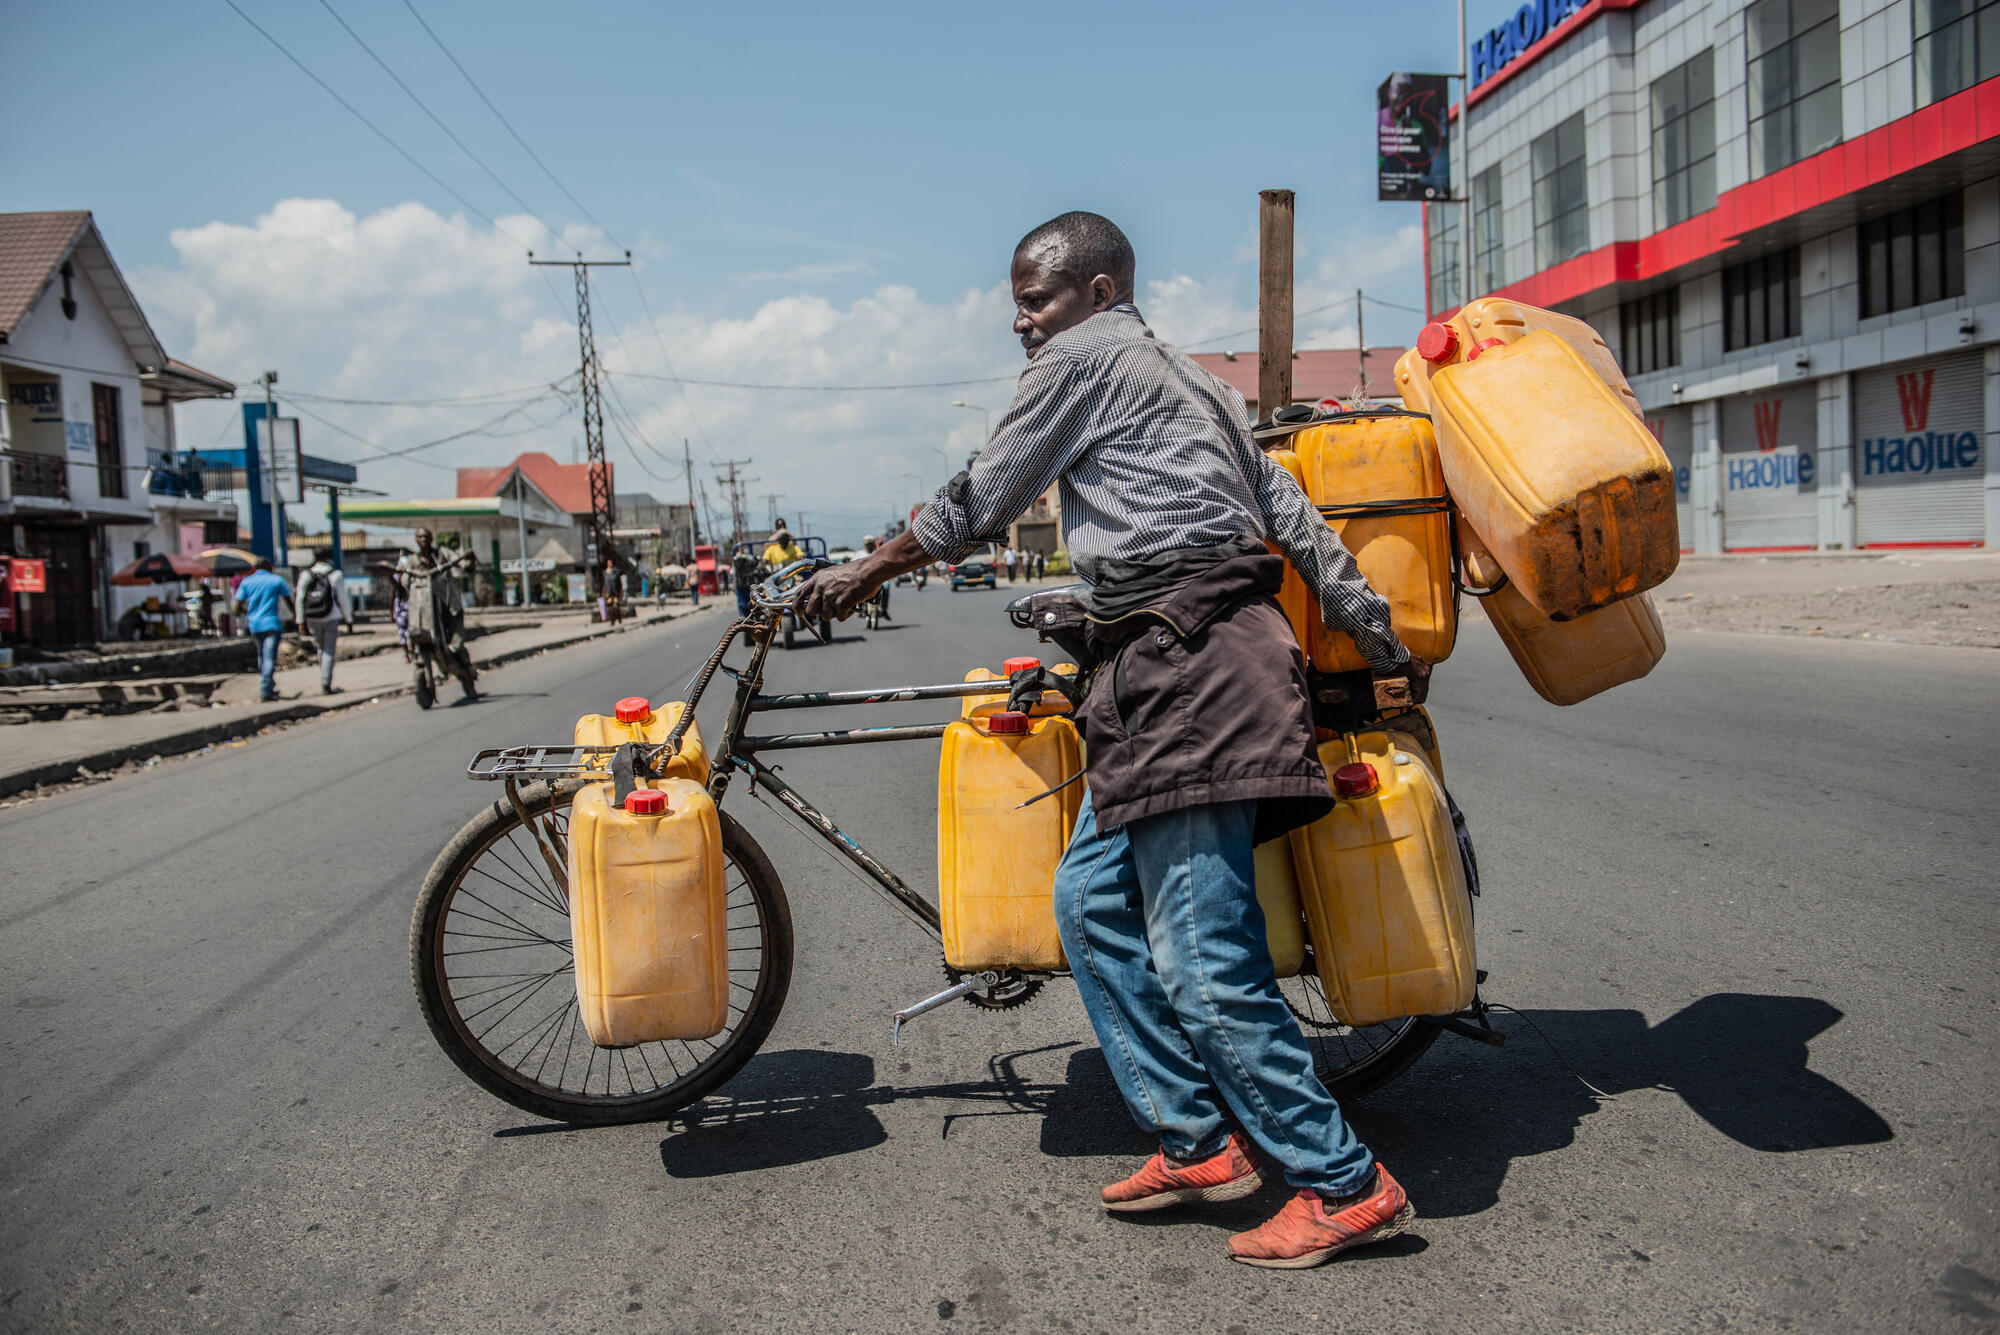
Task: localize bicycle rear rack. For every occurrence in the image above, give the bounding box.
[467,745,616,781]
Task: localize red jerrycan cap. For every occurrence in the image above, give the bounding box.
[1003,656,1041,675]
[1333,762,1380,798]
[1465,337,1507,361]
[987,711,1031,734]
[614,696,653,724]
[1416,322,1459,362]
[624,789,670,815]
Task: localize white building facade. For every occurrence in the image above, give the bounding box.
[1428,0,2000,549]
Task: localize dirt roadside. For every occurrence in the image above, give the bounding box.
[1464,551,2000,649]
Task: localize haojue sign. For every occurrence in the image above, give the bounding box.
[1861,368,1982,478]
[1472,0,1590,88]
[1377,72,1454,202]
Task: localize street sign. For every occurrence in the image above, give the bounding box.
[258,417,304,505]
[6,558,48,593]
[501,557,557,573]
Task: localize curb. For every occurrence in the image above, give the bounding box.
[0,603,717,801]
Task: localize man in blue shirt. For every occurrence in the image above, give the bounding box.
[233,557,293,701]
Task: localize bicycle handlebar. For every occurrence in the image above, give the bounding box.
[752,556,832,611]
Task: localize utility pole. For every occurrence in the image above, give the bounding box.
[1356,287,1369,397]
[261,371,283,563]
[1459,0,1475,310]
[513,470,533,606]
[1258,189,1295,419]
[529,251,630,590]
[714,458,753,547]
[761,492,785,528]
[682,439,698,565]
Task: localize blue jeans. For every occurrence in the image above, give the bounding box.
[735,585,752,616]
[1054,792,1374,1194]
[252,629,283,699]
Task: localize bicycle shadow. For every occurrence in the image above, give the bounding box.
[654,995,1890,1207]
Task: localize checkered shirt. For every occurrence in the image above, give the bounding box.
[911,305,1407,673]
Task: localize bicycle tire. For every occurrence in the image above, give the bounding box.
[783,617,795,651]
[411,782,793,1125]
[1278,962,1442,1102]
[414,665,435,711]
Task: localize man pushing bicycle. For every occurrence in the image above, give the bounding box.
[798,211,1431,1269]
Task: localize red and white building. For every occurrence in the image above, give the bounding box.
[1428,0,2000,548]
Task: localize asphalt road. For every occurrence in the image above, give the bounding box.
[2,580,1995,1334]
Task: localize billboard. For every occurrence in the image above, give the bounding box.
[1377,72,1453,202]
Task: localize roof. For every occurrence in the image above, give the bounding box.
[1190,347,1410,410]
[457,450,612,517]
[0,211,167,371]
[145,358,237,402]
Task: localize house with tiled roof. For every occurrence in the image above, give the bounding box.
[1,211,237,646]
[1189,347,1410,419]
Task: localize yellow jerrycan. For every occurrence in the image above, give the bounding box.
[566,778,729,1047]
[1253,838,1307,978]
[1403,300,1678,620]
[937,709,1084,972]
[1288,731,1476,1028]
[574,696,709,783]
[1458,515,1665,706]
[1291,410,1457,672]
[961,658,1078,720]
[1265,446,1319,659]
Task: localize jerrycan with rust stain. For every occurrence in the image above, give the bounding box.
[574,696,708,783]
[1288,731,1476,1028]
[566,779,728,1047]
[937,709,1083,972]
[1402,307,1678,620]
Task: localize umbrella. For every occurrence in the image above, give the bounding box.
[197,547,261,576]
[110,552,209,586]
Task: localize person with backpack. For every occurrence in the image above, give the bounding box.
[295,547,353,696]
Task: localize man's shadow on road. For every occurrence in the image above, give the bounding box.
[650,994,1891,1214]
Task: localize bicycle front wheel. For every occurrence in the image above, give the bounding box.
[411,782,793,1125]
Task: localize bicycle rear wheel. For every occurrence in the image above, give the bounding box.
[411,782,793,1124]
[1277,958,1441,1101]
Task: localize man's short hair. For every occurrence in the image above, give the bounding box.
[254,556,273,572]
[1015,212,1135,296]
[313,545,333,563]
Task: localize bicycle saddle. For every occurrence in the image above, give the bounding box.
[1004,582,1089,620]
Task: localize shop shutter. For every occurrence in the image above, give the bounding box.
[1719,382,1820,549]
[1853,351,1985,546]
[1644,405,1696,551]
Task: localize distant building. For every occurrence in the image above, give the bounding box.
[456,450,615,569]
[1,211,238,647]
[1189,347,1410,420]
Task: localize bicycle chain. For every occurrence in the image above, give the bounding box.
[943,960,1044,1010]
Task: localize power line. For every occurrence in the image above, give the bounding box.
[400,0,614,242]
[605,367,1021,392]
[315,0,559,240]
[1360,293,1428,315]
[279,379,573,407]
[220,0,521,247]
[1174,296,1356,352]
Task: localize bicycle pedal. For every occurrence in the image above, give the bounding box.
[890,970,1000,1045]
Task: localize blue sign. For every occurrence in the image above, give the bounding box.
[1472,0,1586,88]
[1725,447,1815,493]
[64,420,95,452]
[1675,464,1690,499]
[1861,430,1980,477]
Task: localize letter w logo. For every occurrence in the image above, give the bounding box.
[1753,400,1783,452]
[1896,369,1936,432]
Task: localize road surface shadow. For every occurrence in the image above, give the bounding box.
[651,995,1891,1205]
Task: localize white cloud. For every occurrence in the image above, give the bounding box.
[132,198,1429,543]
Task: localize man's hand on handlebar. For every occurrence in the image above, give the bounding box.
[796,530,933,622]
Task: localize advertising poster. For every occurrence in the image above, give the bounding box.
[1377,72,1453,202]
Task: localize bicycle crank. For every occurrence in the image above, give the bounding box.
[892,971,1001,1044]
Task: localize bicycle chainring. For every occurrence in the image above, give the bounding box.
[944,961,1045,1010]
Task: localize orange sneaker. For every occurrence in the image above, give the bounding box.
[1101,1131,1263,1213]
[1227,1167,1415,1268]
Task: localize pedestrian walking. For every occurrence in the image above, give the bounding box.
[1004,546,1018,581]
[685,561,701,606]
[232,556,293,702]
[798,210,1427,1269]
[295,546,353,696]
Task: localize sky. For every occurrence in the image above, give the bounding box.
[4,0,1524,546]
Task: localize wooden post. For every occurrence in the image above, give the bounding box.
[1258,189,1295,420]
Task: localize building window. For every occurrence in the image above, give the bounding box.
[1653,50,1718,226]
[1427,201,1463,313]
[1533,114,1590,271]
[92,383,125,499]
[1620,288,1680,374]
[1473,167,1505,291]
[1916,0,2000,104]
[1747,0,1842,177]
[1723,247,1802,349]
[1860,192,1965,317]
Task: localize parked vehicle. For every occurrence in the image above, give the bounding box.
[950,546,1000,591]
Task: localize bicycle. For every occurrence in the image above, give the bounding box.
[411,558,1488,1126]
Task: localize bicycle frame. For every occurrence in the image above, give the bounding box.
[467,558,1077,947]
